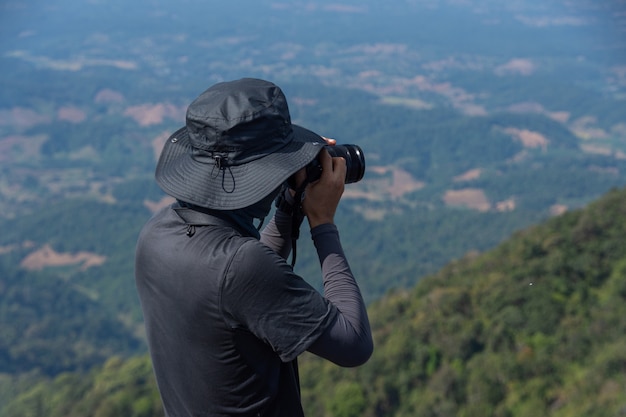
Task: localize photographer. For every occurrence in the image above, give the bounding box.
[135,78,373,417]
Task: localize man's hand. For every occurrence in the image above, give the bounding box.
[287,137,336,192]
[302,149,346,228]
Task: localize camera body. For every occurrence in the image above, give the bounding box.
[305,144,365,184]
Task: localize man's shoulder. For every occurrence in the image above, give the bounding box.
[227,239,292,284]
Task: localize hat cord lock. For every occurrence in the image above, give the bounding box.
[210,155,236,193]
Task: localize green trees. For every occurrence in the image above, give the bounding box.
[298,187,626,417]
[1,356,163,417]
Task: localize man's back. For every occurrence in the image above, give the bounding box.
[135,205,334,416]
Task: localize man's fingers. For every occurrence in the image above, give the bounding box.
[318,149,333,173]
[332,156,347,181]
[322,136,336,146]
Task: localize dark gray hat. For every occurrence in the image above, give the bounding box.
[155,78,325,209]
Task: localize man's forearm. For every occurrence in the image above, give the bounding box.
[308,224,373,366]
[260,209,294,259]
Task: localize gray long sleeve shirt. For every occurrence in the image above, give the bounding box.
[135,202,372,417]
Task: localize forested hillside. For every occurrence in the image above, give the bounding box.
[3,186,625,417]
[299,186,626,417]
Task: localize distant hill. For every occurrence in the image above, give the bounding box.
[2,185,625,417]
[4,82,626,376]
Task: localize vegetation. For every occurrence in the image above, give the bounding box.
[0,259,142,375]
[300,186,626,417]
[3,186,626,416]
[1,0,625,414]
[0,356,162,417]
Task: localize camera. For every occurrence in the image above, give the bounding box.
[306,144,365,184]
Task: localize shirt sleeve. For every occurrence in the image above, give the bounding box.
[306,224,373,367]
[220,240,338,363]
[259,189,304,260]
[259,209,294,259]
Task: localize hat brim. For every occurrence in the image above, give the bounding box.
[155,125,325,209]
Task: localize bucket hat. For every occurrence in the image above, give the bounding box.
[155,78,325,209]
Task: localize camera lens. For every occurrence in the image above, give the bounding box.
[305,144,366,184]
[326,144,365,184]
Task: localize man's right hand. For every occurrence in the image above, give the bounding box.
[303,149,346,229]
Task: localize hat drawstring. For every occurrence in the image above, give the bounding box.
[210,156,236,193]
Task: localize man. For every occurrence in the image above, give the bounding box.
[135,78,373,417]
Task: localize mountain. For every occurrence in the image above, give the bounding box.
[0,0,625,384]
[298,186,626,417]
[3,181,625,417]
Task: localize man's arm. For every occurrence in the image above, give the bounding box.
[302,150,373,365]
[260,148,373,366]
[259,189,302,260]
[306,224,373,366]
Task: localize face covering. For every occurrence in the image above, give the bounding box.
[222,186,281,238]
[177,185,282,239]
